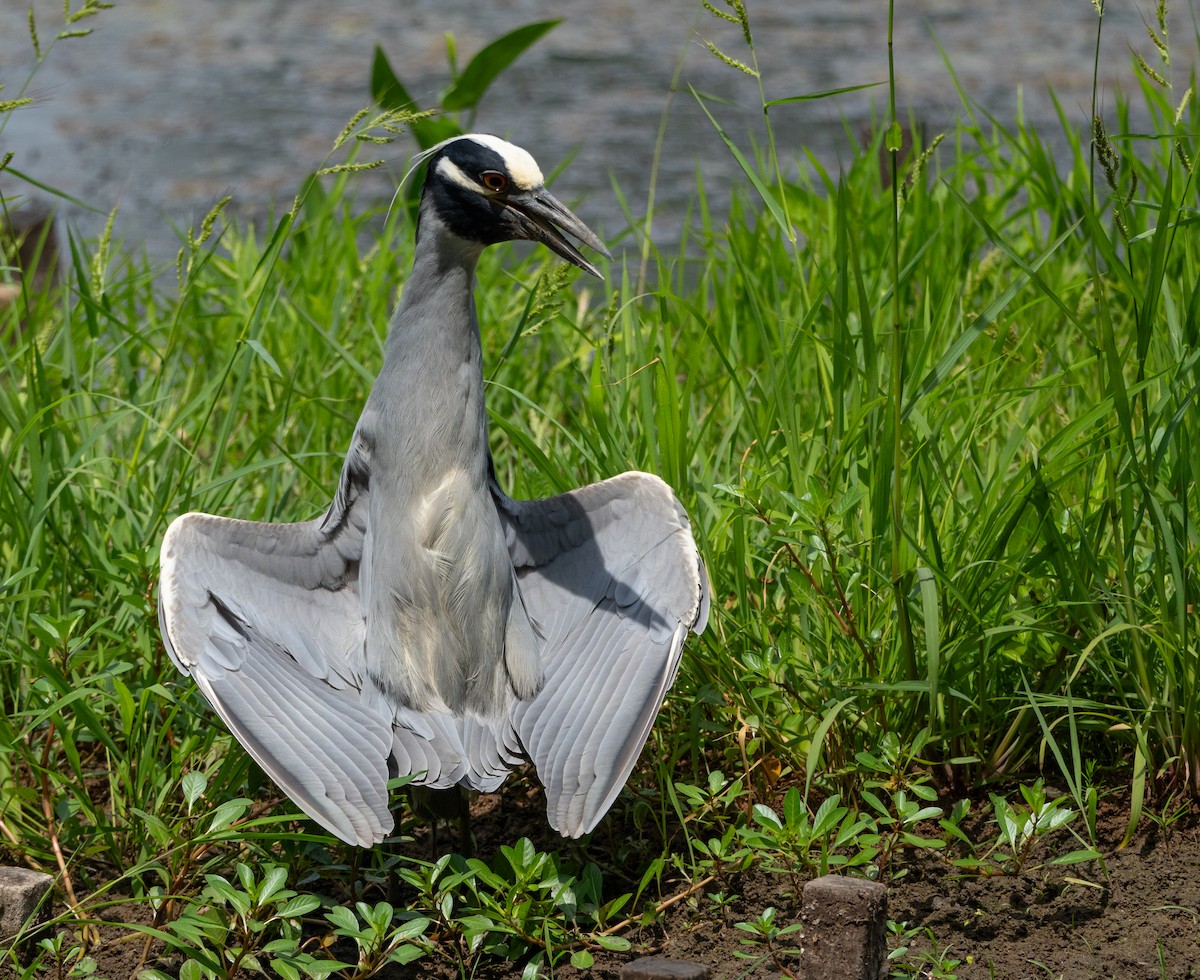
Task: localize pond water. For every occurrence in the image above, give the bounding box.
[0,0,1176,266]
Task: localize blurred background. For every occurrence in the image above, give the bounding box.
[0,0,1172,265]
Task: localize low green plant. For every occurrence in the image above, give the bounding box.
[732,906,804,979]
[740,788,875,881]
[134,870,435,980]
[935,799,974,855]
[20,934,97,980]
[137,864,325,980]
[672,769,1108,894]
[856,731,946,801]
[318,902,433,977]
[859,790,946,882]
[887,920,962,980]
[951,781,1102,877]
[688,824,754,898]
[673,771,748,832]
[388,840,631,977]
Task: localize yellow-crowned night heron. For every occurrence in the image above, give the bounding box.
[157,134,709,846]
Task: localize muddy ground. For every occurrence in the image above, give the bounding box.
[8,787,1200,980]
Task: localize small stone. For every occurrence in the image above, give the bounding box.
[0,866,54,964]
[621,955,711,979]
[800,874,888,980]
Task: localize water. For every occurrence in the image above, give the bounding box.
[0,0,1174,267]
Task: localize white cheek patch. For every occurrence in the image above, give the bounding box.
[461,133,545,191]
[436,157,487,194]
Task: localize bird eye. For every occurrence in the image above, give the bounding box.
[480,170,508,193]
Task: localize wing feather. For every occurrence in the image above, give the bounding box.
[159,439,461,845]
[491,471,708,837]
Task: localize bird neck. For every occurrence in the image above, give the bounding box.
[386,214,484,354]
[370,215,491,478]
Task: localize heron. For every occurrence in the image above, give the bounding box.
[157,133,709,847]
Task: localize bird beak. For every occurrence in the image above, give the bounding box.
[502,189,611,280]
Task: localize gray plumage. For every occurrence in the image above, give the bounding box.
[157,134,709,846]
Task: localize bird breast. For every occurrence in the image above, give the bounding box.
[363,463,521,718]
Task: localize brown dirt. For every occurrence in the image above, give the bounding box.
[6,788,1200,979]
[885,819,1200,980]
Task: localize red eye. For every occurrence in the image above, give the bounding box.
[480,170,508,192]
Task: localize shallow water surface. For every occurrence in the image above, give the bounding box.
[0,0,1174,262]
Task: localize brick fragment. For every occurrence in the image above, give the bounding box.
[0,867,54,964]
[620,955,711,979]
[800,874,888,980]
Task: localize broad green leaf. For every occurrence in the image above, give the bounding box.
[290,959,356,978]
[360,901,393,931]
[236,862,256,893]
[258,865,289,904]
[389,916,431,940]
[595,935,632,951]
[131,808,172,847]
[782,787,805,830]
[205,874,251,916]
[325,905,360,933]
[387,944,428,965]
[179,960,206,980]
[899,832,946,849]
[277,894,321,919]
[180,770,207,812]
[270,959,300,980]
[1051,848,1103,866]
[370,45,417,113]
[370,45,459,149]
[812,795,844,836]
[205,798,251,834]
[752,803,782,830]
[441,21,561,111]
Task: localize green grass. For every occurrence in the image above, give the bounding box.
[2,0,1198,975]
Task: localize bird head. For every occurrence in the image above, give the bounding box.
[417,134,611,279]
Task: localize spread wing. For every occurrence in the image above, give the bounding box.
[160,439,708,844]
[157,436,462,846]
[490,471,709,837]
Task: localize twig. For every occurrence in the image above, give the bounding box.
[600,874,718,936]
[37,722,98,945]
[0,816,30,852]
